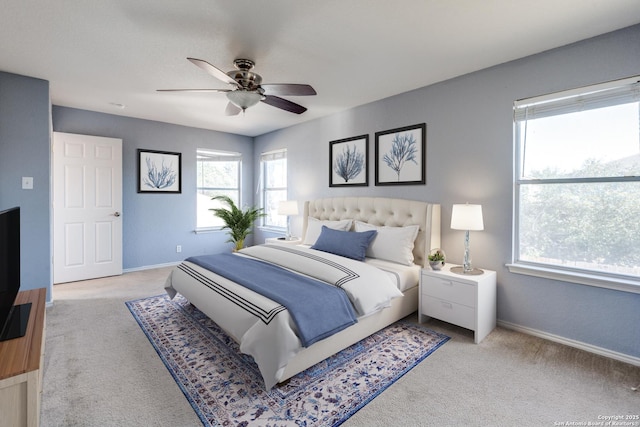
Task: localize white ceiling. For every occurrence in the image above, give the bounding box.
[1,1,639,137]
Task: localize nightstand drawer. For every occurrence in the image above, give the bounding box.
[423,296,475,330]
[422,276,475,307]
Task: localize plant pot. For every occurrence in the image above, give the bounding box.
[429,260,445,270]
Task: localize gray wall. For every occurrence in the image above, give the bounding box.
[52,107,254,270]
[254,25,640,359]
[0,72,52,300]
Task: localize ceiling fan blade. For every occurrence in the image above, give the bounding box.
[156,88,231,93]
[261,95,307,114]
[261,84,316,96]
[225,101,242,116]
[187,58,238,86]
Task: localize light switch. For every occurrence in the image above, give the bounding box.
[22,177,33,190]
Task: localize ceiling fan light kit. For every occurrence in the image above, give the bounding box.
[159,58,316,116]
[226,90,265,111]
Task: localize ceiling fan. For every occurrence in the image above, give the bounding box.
[158,58,316,115]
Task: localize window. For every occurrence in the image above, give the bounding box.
[511,77,640,291]
[196,149,241,229]
[259,149,287,229]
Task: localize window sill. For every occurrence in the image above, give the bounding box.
[258,226,286,233]
[506,263,640,294]
[194,227,223,234]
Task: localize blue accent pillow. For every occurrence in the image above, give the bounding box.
[311,226,377,261]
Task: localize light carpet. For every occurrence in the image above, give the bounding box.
[126,294,449,426]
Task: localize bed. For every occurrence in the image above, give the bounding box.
[164,196,441,389]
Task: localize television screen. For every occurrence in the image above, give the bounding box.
[0,206,21,339]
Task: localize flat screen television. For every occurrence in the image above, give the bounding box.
[0,206,31,342]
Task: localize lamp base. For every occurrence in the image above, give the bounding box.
[450,266,484,276]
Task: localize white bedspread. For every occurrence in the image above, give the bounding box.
[364,258,421,292]
[164,245,403,389]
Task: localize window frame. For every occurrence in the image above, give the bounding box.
[195,149,242,232]
[508,76,640,294]
[259,149,288,231]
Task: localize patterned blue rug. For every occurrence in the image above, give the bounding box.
[126,294,449,426]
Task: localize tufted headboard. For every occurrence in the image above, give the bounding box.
[302,197,441,267]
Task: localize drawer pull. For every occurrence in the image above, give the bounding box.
[440,280,454,286]
[440,301,453,309]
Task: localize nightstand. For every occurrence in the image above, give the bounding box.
[419,264,496,343]
[265,237,302,245]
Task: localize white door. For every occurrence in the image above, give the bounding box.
[53,132,123,283]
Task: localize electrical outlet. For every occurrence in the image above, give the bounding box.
[176,245,182,253]
[22,177,33,190]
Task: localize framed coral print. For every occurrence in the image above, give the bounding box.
[137,149,182,193]
[330,134,369,187]
[375,123,426,186]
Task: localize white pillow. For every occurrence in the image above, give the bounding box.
[303,217,353,245]
[354,221,420,266]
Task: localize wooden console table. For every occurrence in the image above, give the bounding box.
[0,288,46,427]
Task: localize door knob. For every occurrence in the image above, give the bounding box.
[114,212,121,217]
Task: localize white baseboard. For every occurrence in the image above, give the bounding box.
[497,320,640,367]
[123,261,180,273]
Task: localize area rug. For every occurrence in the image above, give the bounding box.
[126,294,449,427]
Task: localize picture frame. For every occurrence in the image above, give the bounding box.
[329,134,369,187]
[137,149,182,193]
[375,123,426,186]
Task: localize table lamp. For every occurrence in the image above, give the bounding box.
[277,200,299,240]
[450,203,484,274]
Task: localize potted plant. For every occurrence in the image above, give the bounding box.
[428,248,446,270]
[210,195,266,251]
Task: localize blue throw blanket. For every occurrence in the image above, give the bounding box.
[186,253,357,347]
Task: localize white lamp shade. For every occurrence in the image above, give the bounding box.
[451,204,484,231]
[226,90,264,110]
[277,200,299,216]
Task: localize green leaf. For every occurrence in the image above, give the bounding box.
[209,195,266,250]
